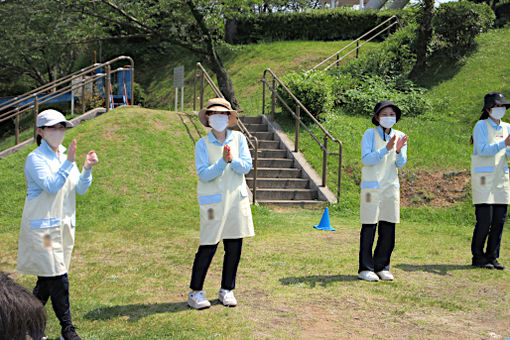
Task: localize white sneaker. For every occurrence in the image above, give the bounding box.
[358,270,379,282]
[376,270,394,281]
[218,288,237,307]
[187,291,211,310]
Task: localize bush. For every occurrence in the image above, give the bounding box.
[336,75,432,118]
[230,9,401,44]
[432,1,495,56]
[277,71,334,120]
[495,0,510,27]
[132,82,146,106]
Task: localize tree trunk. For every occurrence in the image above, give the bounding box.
[204,49,240,110]
[364,0,389,10]
[410,0,434,79]
[388,0,410,10]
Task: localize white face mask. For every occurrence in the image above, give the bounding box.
[490,107,506,120]
[379,116,396,129]
[43,129,66,148]
[209,114,229,132]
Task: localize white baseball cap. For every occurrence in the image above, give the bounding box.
[36,109,73,128]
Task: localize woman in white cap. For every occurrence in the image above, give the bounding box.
[187,98,254,310]
[470,92,510,270]
[358,101,408,282]
[17,109,98,340]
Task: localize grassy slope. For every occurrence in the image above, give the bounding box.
[0,107,509,339]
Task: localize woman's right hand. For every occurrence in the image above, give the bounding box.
[386,134,397,151]
[67,139,77,162]
[223,145,232,162]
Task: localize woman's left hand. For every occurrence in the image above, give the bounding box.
[84,150,98,170]
[396,135,408,154]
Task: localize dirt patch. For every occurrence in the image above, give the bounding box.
[399,170,470,207]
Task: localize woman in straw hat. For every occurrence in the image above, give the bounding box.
[17,109,98,340]
[187,98,254,309]
[358,101,408,282]
[470,92,510,270]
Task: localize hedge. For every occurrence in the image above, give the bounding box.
[228,8,403,44]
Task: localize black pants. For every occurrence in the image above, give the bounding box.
[472,204,506,264]
[190,238,243,291]
[359,221,395,273]
[33,273,73,329]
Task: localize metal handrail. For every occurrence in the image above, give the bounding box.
[0,56,134,149]
[192,62,259,203]
[262,68,342,203]
[310,15,399,72]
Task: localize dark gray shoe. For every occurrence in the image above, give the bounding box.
[491,259,505,270]
[62,325,81,340]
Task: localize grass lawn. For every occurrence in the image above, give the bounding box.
[1,107,509,339]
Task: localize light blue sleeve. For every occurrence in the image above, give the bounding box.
[361,129,389,166]
[25,153,74,194]
[473,120,506,156]
[195,138,227,182]
[230,133,253,175]
[76,167,93,195]
[507,125,510,159]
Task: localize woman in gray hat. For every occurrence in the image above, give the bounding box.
[470,92,510,270]
[17,109,98,340]
[358,101,408,282]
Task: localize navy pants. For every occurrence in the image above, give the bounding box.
[359,221,395,273]
[33,273,73,329]
[190,238,243,291]
[472,204,506,264]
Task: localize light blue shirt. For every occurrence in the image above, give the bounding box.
[24,140,92,200]
[361,126,407,168]
[195,129,253,182]
[472,119,510,158]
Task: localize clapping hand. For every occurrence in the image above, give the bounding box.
[223,145,232,163]
[84,150,98,170]
[396,135,409,154]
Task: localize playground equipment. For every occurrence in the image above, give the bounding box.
[0,56,134,147]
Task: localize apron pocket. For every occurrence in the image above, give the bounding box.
[472,171,494,191]
[361,188,380,205]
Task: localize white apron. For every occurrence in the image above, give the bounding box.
[17,148,80,277]
[471,119,510,204]
[360,128,401,224]
[197,131,254,245]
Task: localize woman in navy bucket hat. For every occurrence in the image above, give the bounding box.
[357,101,408,282]
[470,92,510,270]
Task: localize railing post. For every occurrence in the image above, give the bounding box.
[271,77,275,121]
[193,67,197,111]
[106,64,111,112]
[322,136,328,187]
[200,71,204,110]
[295,106,300,152]
[336,53,339,67]
[131,63,135,105]
[262,79,266,115]
[81,80,86,114]
[14,113,20,146]
[356,40,359,59]
[252,138,259,204]
[337,141,342,204]
[33,97,39,141]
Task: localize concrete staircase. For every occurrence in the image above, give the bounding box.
[239,115,336,206]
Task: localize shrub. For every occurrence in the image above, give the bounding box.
[432,1,495,57]
[277,71,334,120]
[495,0,510,27]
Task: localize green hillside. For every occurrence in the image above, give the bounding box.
[1,107,508,339]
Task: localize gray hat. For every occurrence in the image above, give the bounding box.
[483,92,510,111]
[36,109,73,128]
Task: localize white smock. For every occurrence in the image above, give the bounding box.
[471,119,510,204]
[17,149,81,277]
[197,131,254,245]
[360,128,403,224]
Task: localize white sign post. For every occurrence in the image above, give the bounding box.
[173,66,184,112]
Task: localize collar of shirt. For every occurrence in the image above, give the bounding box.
[487,118,503,131]
[40,139,67,160]
[207,129,233,146]
[376,125,393,140]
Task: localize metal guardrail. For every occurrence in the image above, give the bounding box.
[193,62,259,203]
[310,15,399,72]
[0,56,134,147]
[261,68,343,203]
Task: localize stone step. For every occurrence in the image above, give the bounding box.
[242,123,268,132]
[248,167,301,178]
[254,158,294,168]
[246,178,309,189]
[257,140,280,149]
[253,199,325,206]
[251,131,274,140]
[239,116,262,124]
[250,149,287,158]
[254,188,318,200]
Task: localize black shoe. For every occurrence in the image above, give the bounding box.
[472,261,494,269]
[62,325,81,340]
[491,259,505,270]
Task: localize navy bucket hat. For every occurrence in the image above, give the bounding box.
[372,101,402,126]
[483,92,510,111]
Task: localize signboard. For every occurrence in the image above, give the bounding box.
[173,66,184,88]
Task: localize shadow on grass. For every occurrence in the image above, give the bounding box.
[84,301,189,322]
[394,263,474,276]
[279,274,358,288]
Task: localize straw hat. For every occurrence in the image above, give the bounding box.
[198,98,238,128]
